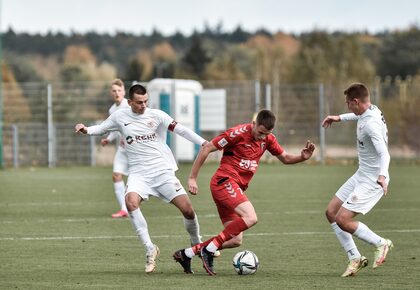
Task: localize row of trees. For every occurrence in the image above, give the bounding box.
[3,25,420,85]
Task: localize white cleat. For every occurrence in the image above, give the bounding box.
[373,239,393,269]
[145,245,160,273]
[341,256,368,277]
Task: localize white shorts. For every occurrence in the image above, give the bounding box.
[126,171,187,203]
[336,171,385,215]
[113,147,128,175]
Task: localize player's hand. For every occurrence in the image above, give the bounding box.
[322,115,340,128]
[301,140,315,160]
[75,124,87,134]
[188,177,199,195]
[100,139,109,146]
[377,175,388,195]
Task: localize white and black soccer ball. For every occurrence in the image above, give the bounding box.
[232,250,259,275]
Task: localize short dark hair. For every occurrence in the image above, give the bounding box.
[128,83,147,99]
[255,109,276,130]
[344,83,369,101]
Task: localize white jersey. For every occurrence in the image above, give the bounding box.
[340,105,390,182]
[87,108,180,177]
[106,98,130,149]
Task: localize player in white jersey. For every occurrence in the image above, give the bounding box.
[100,79,130,218]
[75,83,205,273]
[322,83,393,277]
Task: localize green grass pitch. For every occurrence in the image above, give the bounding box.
[1,163,420,289]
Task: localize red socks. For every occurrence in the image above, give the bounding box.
[192,217,248,254]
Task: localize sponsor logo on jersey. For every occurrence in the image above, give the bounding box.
[229,126,248,138]
[126,133,157,144]
[358,139,364,147]
[136,133,157,142]
[218,138,228,147]
[261,142,266,150]
[124,122,132,126]
[239,159,258,171]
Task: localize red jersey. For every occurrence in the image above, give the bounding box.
[212,123,284,190]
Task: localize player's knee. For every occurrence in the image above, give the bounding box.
[325,208,336,222]
[251,216,258,226]
[244,215,258,227]
[125,200,137,211]
[335,215,348,230]
[125,194,139,211]
[182,207,195,219]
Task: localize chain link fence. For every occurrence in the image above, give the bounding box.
[2,79,419,167]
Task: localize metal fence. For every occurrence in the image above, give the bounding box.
[2,79,420,167]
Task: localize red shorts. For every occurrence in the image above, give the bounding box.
[210,175,248,224]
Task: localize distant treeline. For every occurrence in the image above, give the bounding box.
[2,25,420,84]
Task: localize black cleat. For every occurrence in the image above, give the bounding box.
[200,247,216,276]
[173,249,194,274]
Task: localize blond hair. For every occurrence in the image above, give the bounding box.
[111,78,124,88]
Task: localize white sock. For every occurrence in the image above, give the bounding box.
[353,222,384,247]
[206,242,218,253]
[331,222,361,260]
[128,208,154,251]
[183,214,202,245]
[113,181,127,212]
[184,247,195,258]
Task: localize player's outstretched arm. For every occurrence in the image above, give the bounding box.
[75,123,88,134]
[172,122,206,146]
[188,141,217,195]
[276,140,315,164]
[322,115,340,128]
[79,116,119,136]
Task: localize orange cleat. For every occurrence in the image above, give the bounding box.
[111,210,128,218]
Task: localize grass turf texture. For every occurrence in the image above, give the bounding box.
[1,164,419,289]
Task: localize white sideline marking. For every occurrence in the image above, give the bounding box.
[1,207,419,225]
[0,214,219,225]
[0,202,108,207]
[2,200,413,207]
[1,229,420,241]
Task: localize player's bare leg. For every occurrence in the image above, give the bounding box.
[171,195,202,245]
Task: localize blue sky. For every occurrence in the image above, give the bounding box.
[2,0,419,35]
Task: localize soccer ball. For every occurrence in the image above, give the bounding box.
[232,250,259,275]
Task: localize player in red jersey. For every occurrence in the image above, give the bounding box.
[173,109,315,275]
